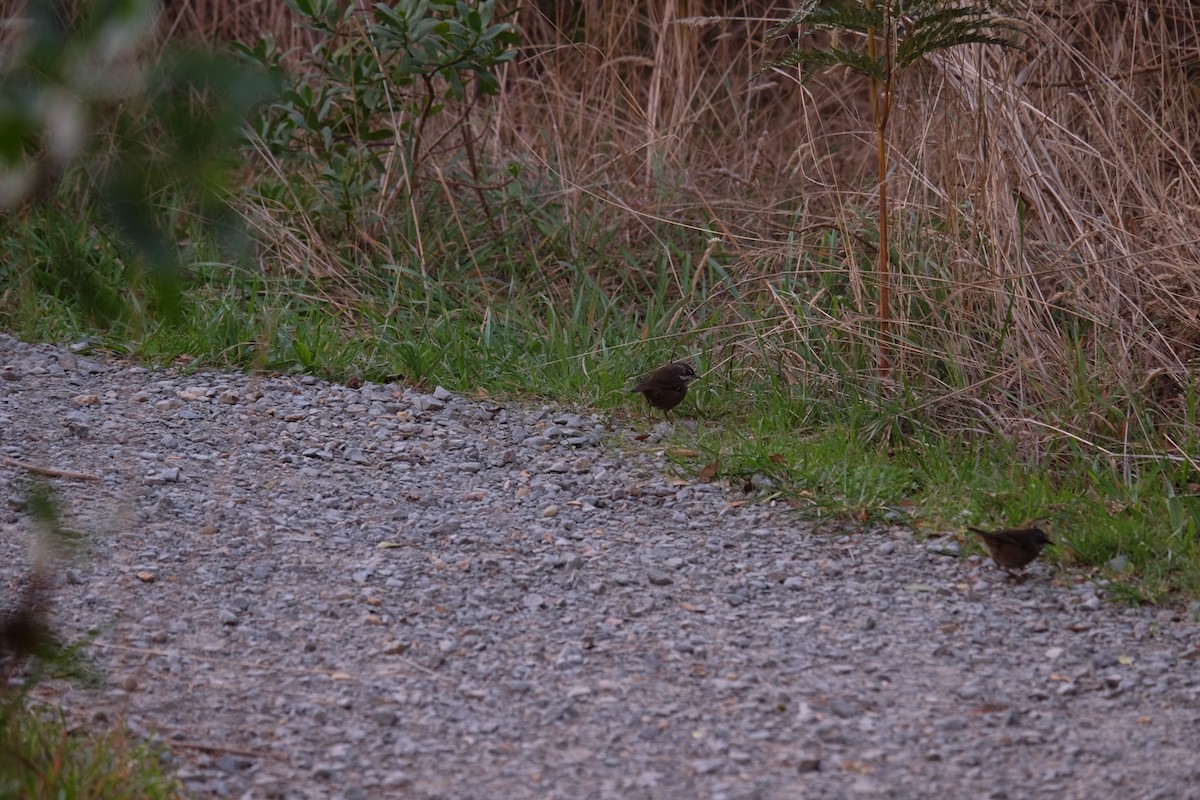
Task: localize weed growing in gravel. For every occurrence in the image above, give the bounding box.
[0,704,186,800]
[0,484,185,799]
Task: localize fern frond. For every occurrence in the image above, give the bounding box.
[764,1,1025,82]
[897,5,1026,68]
[768,1,885,42]
[762,46,885,83]
[766,0,822,41]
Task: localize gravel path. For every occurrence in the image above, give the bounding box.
[3,332,1200,800]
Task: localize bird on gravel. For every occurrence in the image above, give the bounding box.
[630,362,697,420]
[968,526,1053,578]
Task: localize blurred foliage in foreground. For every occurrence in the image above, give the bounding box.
[0,0,274,326]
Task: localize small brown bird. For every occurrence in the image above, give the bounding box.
[968,526,1053,577]
[631,362,697,419]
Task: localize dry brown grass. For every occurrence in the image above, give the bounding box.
[904,2,1200,446]
[508,2,1200,455]
[68,1,1200,457]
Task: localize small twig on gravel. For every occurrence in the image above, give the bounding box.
[2,456,101,481]
[92,642,450,683]
[167,740,277,759]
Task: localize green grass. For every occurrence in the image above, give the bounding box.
[0,699,184,800]
[2,191,1200,606]
[3,197,1199,603]
[1,178,1198,800]
[674,410,1200,601]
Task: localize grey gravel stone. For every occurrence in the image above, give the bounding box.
[796,750,822,773]
[646,570,673,586]
[748,473,775,491]
[1,331,1198,800]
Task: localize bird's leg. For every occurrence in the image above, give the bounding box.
[1002,567,1026,583]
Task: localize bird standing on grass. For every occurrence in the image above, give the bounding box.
[631,362,697,420]
[968,526,1053,578]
